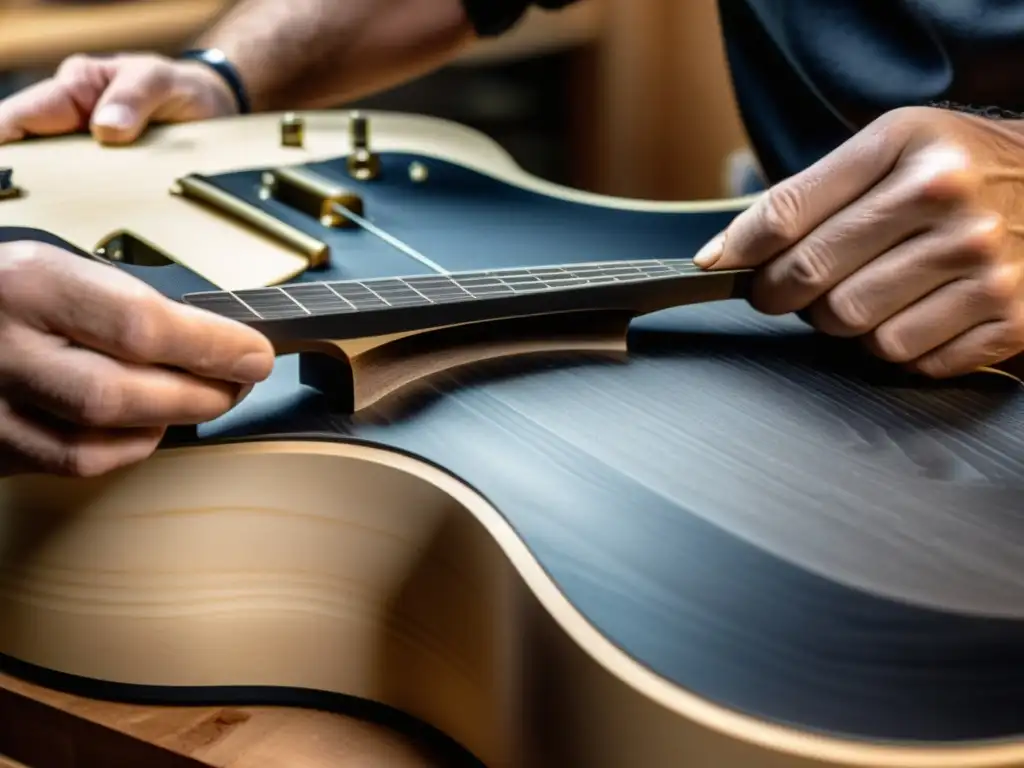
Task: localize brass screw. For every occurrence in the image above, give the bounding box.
[280,112,305,147]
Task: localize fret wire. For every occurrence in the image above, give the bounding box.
[356,281,393,307]
[398,276,435,304]
[401,259,689,287]
[287,268,687,303]
[278,286,311,315]
[494,274,515,293]
[320,282,358,310]
[227,290,264,320]
[193,259,704,314]
[446,275,476,299]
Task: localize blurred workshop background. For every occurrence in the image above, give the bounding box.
[0,0,760,200]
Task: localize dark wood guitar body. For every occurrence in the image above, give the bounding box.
[2,112,1024,767]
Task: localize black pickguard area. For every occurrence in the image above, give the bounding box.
[5,152,1024,747]
[191,152,740,282]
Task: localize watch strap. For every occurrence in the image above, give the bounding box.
[178,48,251,114]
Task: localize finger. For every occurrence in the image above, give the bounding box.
[805,214,1006,337]
[694,120,907,271]
[0,399,163,478]
[0,242,275,383]
[911,313,1024,379]
[864,259,1024,365]
[2,334,245,428]
[90,57,179,144]
[0,55,108,143]
[748,146,976,316]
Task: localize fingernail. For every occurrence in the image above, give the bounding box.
[92,104,135,129]
[693,232,725,268]
[231,352,274,383]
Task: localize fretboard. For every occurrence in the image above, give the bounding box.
[182,258,706,322]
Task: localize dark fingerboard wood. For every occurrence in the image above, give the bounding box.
[180,259,748,342]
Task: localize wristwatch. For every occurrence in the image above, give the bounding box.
[178,48,251,114]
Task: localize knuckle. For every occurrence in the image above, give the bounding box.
[108,293,164,359]
[959,215,1009,265]
[73,375,126,426]
[52,442,95,477]
[785,238,836,291]
[822,289,874,335]
[869,325,913,364]
[912,354,953,379]
[876,105,930,128]
[55,53,95,79]
[758,185,805,243]
[868,106,931,144]
[913,161,978,208]
[0,242,49,306]
[989,323,1024,361]
[134,60,177,98]
[0,240,46,272]
[973,263,1020,307]
[53,440,113,478]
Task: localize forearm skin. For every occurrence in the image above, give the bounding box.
[195,0,475,112]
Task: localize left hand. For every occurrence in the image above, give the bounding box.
[694,105,1024,378]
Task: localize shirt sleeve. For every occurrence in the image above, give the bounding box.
[461,0,582,37]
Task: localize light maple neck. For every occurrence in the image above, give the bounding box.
[181,258,750,341]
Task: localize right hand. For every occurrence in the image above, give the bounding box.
[0,52,238,146]
[0,241,275,478]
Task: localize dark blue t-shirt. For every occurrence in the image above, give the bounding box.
[463,0,1024,183]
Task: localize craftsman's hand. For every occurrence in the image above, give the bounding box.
[0,241,274,478]
[0,53,237,146]
[695,106,1024,378]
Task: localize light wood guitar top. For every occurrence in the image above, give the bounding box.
[0,672,456,767]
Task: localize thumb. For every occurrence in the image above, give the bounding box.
[89,60,176,145]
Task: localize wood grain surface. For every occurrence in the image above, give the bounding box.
[0,672,469,767]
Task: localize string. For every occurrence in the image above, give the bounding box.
[331,202,449,275]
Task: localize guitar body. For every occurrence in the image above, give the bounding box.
[2,111,1024,768]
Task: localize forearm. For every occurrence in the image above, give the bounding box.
[194,0,475,112]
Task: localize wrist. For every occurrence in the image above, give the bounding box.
[174,60,240,118]
[177,49,251,115]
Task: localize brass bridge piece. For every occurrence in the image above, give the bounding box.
[0,168,22,201]
[171,173,331,268]
[346,111,381,181]
[94,231,176,266]
[260,166,365,229]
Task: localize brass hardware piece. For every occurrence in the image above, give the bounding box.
[172,174,330,268]
[280,112,305,147]
[94,231,176,266]
[0,168,22,200]
[346,111,381,181]
[260,166,364,229]
[408,162,429,183]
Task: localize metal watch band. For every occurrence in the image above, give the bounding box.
[178,48,251,115]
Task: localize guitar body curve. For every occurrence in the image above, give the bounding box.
[3,112,1024,767]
